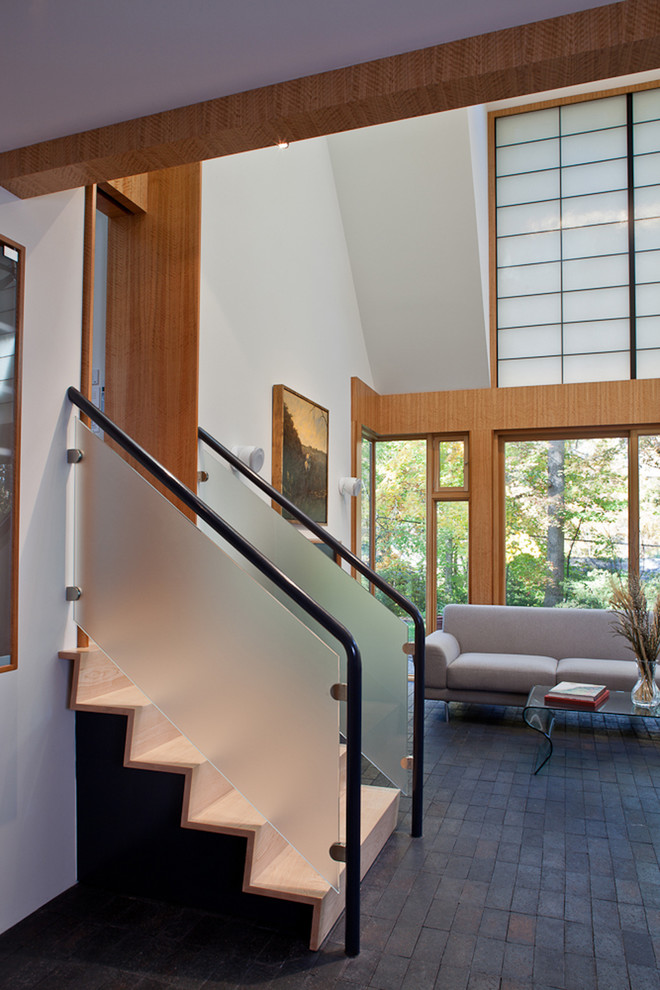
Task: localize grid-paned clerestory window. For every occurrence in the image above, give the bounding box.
[495,87,660,386]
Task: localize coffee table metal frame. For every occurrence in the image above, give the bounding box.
[523,684,659,773]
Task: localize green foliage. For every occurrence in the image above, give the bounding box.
[366,438,469,623]
[505,437,632,609]
[436,502,468,612]
[374,439,427,620]
[0,464,11,521]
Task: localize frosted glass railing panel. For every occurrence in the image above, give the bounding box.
[198,445,409,792]
[73,420,341,887]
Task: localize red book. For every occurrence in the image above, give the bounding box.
[544,681,609,707]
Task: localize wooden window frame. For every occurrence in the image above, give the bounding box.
[359,431,472,632]
[497,424,660,605]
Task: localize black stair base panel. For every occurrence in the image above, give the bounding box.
[75,711,312,938]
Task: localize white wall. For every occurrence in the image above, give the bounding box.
[200,139,374,545]
[0,187,84,933]
[327,110,490,395]
[467,103,491,373]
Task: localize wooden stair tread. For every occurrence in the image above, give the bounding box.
[63,646,402,950]
[189,787,267,830]
[131,735,206,769]
[253,784,399,899]
[77,684,150,709]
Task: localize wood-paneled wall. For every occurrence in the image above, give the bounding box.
[1,0,659,198]
[352,376,660,605]
[104,164,201,490]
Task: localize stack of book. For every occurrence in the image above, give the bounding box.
[544,681,609,708]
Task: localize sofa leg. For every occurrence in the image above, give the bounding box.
[444,701,450,722]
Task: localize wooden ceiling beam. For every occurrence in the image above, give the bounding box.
[1,0,659,199]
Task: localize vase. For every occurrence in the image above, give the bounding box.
[631,660,660,709]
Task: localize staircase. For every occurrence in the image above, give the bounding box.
[62,645,400,950]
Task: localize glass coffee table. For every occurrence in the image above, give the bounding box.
[523,684,660,773]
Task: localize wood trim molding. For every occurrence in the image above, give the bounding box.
[77,186,97,651]
[98,175,149,216]
[104,164,201,494]
[80,186,97,407]
[1,0,659,198]
[352,375,660,604]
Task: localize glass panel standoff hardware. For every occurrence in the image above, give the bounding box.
[198,470,209,483]
[400,756,414,770]
[67,448,83,463]
[329,842,346,862]
[65,586,82,601]
[330,682,348,702]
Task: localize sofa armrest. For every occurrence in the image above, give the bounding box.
[425,630,461,690]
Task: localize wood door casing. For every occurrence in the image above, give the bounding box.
[104,164,201,492]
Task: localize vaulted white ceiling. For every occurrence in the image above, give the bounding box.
[2,0,613,153]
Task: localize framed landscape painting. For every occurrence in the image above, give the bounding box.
[272,385,328,523]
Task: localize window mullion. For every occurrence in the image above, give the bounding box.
[629,431,640,584]
[627,92,637,379]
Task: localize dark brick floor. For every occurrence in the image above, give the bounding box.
[1,699,660,989]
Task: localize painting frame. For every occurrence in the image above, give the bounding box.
[272,385,329,524]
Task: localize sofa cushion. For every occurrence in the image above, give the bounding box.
[443,604,630,661]
[557,657,659,692]
[446,652,558,694]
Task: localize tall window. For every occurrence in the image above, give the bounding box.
[503,431,660,608]
[494,87,660,386]
[360,433,470,632]
[0,237,22,671]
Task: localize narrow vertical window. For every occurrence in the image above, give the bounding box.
[0,237,23,672]
[433,436,469,628]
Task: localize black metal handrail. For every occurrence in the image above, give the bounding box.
[198,427,425,839]
[67,388,362,956]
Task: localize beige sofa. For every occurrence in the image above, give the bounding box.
[425,603,655,707]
